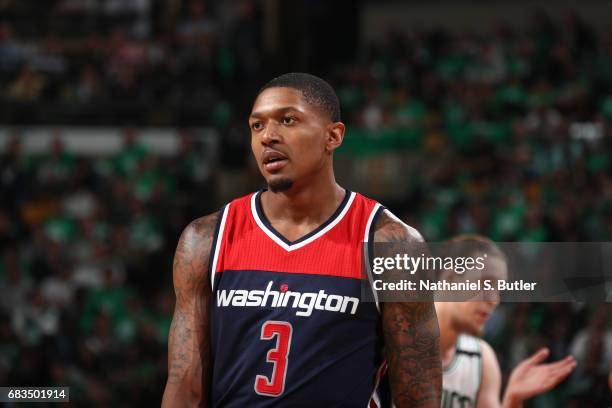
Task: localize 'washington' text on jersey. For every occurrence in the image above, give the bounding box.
[216,280,360,317]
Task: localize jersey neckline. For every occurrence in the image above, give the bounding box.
[251,189,355,252]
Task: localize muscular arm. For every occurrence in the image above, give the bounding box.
[374,210,441,407]
[161,212,219,408]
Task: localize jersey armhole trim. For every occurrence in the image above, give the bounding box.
[364,204,385,312]
[209,204,230,290]
[474,338,484,404]
[443,336,462,374]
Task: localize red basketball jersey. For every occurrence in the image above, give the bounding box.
[209,189,386,407]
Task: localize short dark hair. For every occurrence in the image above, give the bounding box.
[258,72,341,122]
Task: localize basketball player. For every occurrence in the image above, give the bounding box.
[436,235,576,407]
[161,73,441,407]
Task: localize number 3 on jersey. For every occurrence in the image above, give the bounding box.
[254,321,293,397]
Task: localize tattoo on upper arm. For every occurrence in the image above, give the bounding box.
[375,211,442,407]
[165,213,219,402]
[373,211,424,245]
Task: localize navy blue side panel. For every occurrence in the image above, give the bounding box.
[210,270,383,408]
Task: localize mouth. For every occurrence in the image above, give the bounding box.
[262,150,289,172]
[476,311,490,321]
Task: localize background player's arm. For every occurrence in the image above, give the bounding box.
[476,340,504,408]
[478,342,576,408]
[501,348,575,408]
[161,213,219,408]
[374,210,441,407]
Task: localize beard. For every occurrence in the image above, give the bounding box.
[268,178,293,193]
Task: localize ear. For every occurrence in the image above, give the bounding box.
[325,122,345,153]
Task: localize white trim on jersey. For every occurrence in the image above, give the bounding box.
[367,361,387,408]
[363,203,382,312]
[363,203,382,243]
[250,191,357,252]
[210,204,230,289]
[368,391,381,408]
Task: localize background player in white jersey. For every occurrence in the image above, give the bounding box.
[436,235,576,408]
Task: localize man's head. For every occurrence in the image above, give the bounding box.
[439,235,508,337]
[249,73,344,193]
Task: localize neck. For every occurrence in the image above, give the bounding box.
[435,303,460,367]
[261,167,344,224]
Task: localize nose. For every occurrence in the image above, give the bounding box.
[481,289,500,305]
[486,293,500,306]
[261,121,281,145]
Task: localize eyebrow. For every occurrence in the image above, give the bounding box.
[249,106,302,119]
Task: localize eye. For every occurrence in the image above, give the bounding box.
[281,116,296,125]
[251,121,263,131]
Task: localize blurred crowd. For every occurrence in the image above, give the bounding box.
[0,1,611,406]
[486,303,611,406]
[330,11,612,243]
[0,131,214,405]
[0,0,262,125]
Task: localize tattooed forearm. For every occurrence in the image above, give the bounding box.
[375,211,442,407]
[162,212,219,408]
[383,302,441,407]
[167,312,198,385]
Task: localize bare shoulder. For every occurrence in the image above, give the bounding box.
[475,338,502,408]
[478,338,502,382]
[374,209,425,244]
[176,212,220,257]
[479,339,498,365]
[173,211,220,296]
